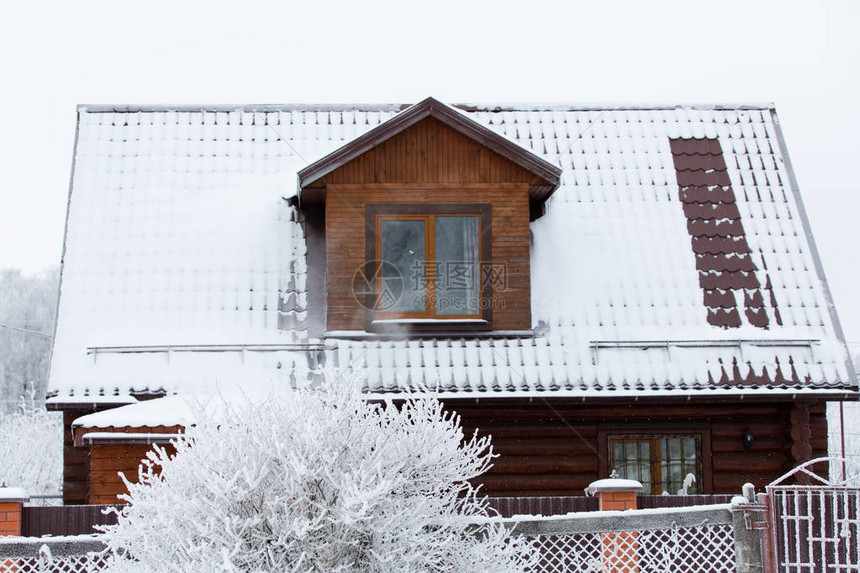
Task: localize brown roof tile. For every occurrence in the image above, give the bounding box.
[707,307,743,328]
[681,201,741,221]
[686,218,744,237]
[699,270,763,290]
[676,169,732,187]
[702,289,736,308]
[696,253,757,273]
[690,235,751,255]
[678,186,736,204]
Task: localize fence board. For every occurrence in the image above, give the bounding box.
[638,494,735,508]
[21,505,118,537]
[487,496,598,517]
[488,495,735,517]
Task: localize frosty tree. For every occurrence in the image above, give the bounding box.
[102,376,536,572]
[0,266,59,412]
[0,402,62,497]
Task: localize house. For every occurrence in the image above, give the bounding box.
[46,98,858,506]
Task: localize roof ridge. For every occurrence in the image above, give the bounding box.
[77,102,777,114]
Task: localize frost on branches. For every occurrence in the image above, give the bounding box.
[0,402,62,499]
[101,377,536,572]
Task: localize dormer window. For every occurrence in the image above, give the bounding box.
[295,97,561,336]
[367,205,492,330]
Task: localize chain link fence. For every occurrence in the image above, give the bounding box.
[0,537,108,573]
[510,504,739,573]
[1,504,745,573]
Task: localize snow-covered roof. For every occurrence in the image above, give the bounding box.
[48,101,857,401]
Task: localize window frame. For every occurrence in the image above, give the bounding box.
[365,204,493,332]
[597,426,713,495]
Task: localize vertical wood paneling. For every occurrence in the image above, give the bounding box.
[21,505,118,536]
[323,118,538,186]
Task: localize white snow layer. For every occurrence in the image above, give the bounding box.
[48,105,854,400]
[0,487,29,502]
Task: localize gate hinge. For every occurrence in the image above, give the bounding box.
[742,504,769,530]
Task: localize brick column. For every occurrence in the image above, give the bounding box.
[587,477,643,573]
[0,488,28,537]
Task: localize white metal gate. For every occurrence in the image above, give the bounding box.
[766,457,860,572]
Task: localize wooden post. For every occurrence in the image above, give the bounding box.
[730,484,766,573]
[587,477,643,573]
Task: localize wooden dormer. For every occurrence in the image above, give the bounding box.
[297,97,561,335]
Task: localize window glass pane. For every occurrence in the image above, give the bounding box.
[380,219,425,312]
[435,216,480,315]
[682,438,696,459]
[640,461,652,493]
[668,438,681,460]
[613,443,623,464]
[624,442,637,461]
[667,462,683,493]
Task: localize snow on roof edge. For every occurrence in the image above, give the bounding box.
[367,387,859,401]
[47,395,139,405]
[77,102,777,114]
[767,108,859,387]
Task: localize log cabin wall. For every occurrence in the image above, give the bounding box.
[73,425,182,505]
[60,408,91,505]
[86,441,177,505]
[317,117,536,332]
[447,399,828,497]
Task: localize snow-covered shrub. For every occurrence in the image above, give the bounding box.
[0,402,62,498]
[101,377,535,572]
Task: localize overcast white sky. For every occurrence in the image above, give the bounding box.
[1,0,858,343]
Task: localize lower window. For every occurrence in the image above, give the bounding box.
[607,434,702,495]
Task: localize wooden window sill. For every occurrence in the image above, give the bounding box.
[370,318,491,334]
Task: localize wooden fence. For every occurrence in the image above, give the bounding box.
[20,496,733,536]
[21,505,118,537]
[487,494,734,518]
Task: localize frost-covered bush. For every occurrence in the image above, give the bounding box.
[0,402,62,498]
[102,378,535,572]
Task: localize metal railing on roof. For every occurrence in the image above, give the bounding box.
[589,338,820,364]
[86,343,325,364]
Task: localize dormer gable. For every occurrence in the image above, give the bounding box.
[297,97,562,217]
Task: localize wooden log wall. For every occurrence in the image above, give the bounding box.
[446,399,827,497]
[60,409,91,505]
[69,399,827,504]
[318,118,535,332]
[88,442,175,505]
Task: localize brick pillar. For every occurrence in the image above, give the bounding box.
[0,488,28,537]
[587,477,643,573]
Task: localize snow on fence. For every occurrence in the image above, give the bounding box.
[487,494,736,517]
[508,504,740,573]
[0,505,748,573]
[0,536,108,573]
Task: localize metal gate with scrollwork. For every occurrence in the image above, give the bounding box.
[765,457,860,572]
